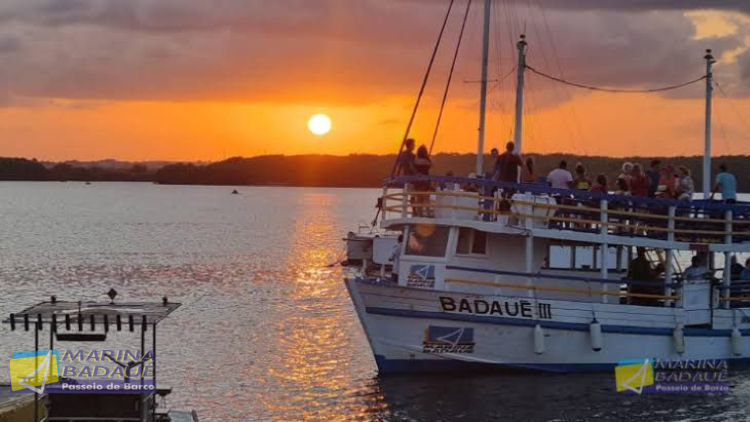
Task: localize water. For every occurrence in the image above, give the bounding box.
[1,182,750,422]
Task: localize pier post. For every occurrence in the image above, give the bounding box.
[402,184,409,218]
[600,200,609,304]
[722,210,732,309]
[665,206,676,307]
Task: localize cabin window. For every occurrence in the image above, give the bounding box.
[456,228,487,255]
[405,225,450,257]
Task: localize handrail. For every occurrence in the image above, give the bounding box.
[383,190,750,226]
[446,278,679,300]
[446,265,681,288]
[388,175,750,212]
[383,193,749,237]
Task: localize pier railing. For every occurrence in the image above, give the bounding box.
[381,175,750,246]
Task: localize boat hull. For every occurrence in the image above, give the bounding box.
[346,278,750,374]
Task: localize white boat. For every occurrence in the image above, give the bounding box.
[344,1,750,373]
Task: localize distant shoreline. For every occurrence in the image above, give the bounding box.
[1,153,747,190]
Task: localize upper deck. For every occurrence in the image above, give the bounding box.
[380,175,750,253]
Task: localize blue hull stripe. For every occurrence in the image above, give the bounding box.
[365,306,749,337]
[374,354,750,374]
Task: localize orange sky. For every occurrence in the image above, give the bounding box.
[0,4,748,161]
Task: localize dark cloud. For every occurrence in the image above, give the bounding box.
[0,0,746,104]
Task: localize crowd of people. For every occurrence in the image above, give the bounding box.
[395,138,740,204]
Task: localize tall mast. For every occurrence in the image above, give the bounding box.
[514,35,528,154]
[703,49,715,199]
[476,0,492,176]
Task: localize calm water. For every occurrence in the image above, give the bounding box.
[1,182,750,422]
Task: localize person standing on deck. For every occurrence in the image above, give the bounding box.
[676,166,695,201]
[396,138,417,176]
[494,141,524,183]
[646,160,661,198]
[523,157,536,183]
[711,164,737,204]
[413,145,433,216]
[488,148,500,179]
[683,255,711,282]
[628,248,659,306]
[629,164,649,197]
[547,160,573,189]
[572,163,592,190]
[619,162,634,185]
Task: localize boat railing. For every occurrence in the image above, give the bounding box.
[445,264,681,306]
[382,175,750,246]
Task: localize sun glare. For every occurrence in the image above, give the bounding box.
[308,114,332,136]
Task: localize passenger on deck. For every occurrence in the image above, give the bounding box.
[615,177,630,196]
[494,141,524,183]
[488,148,500,179]
[676,166,695,201]
[711,164,737,204]
[656,164,678,199]
[647,160,661,198]
[523,157,536,183]
[629,163,649,197]
[573,163,592,190]
[618,162,634,185]
[683,255,710,282]
[730,255,744,280]
[413,145,433,216]
[589,174,608,194]
[397,138,417,176]
[628,248,659,306]
[547,160,573,189]
[742,258,750,281]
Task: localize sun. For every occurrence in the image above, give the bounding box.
[308,114,332,136]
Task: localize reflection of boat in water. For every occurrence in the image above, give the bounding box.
[344,0,750,373]
[3,292,198,421]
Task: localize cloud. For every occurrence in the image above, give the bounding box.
[0,0,747,106]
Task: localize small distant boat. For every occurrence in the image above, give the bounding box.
[85,181,92,185]
[231,189,239,194]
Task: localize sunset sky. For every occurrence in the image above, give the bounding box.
[0,0,749,161]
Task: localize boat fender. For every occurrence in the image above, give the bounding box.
[731,328,742,356]
[673,324,685,354]
[589,320,603,352]
[534,324,545,355]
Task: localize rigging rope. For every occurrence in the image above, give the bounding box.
[714,79,750,138]
[390,0,455,177]
[526,65,707,94]
[430,0,472,155]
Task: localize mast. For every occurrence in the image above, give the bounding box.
[703,49,715,199]
[476,0,492,176]
[514,35,528,154]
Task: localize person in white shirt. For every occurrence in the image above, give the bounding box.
[683,255,710,282]
[389,235,403,282]
[547,160,573,190]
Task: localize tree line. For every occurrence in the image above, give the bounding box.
[0,154,747,190]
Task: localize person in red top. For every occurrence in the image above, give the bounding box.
[629,163,649,197]
[494,141,524,183]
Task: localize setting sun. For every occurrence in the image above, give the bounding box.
[308,114,332,136]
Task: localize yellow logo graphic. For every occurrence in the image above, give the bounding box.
[10,350,60,393]
[615,359,654,394]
